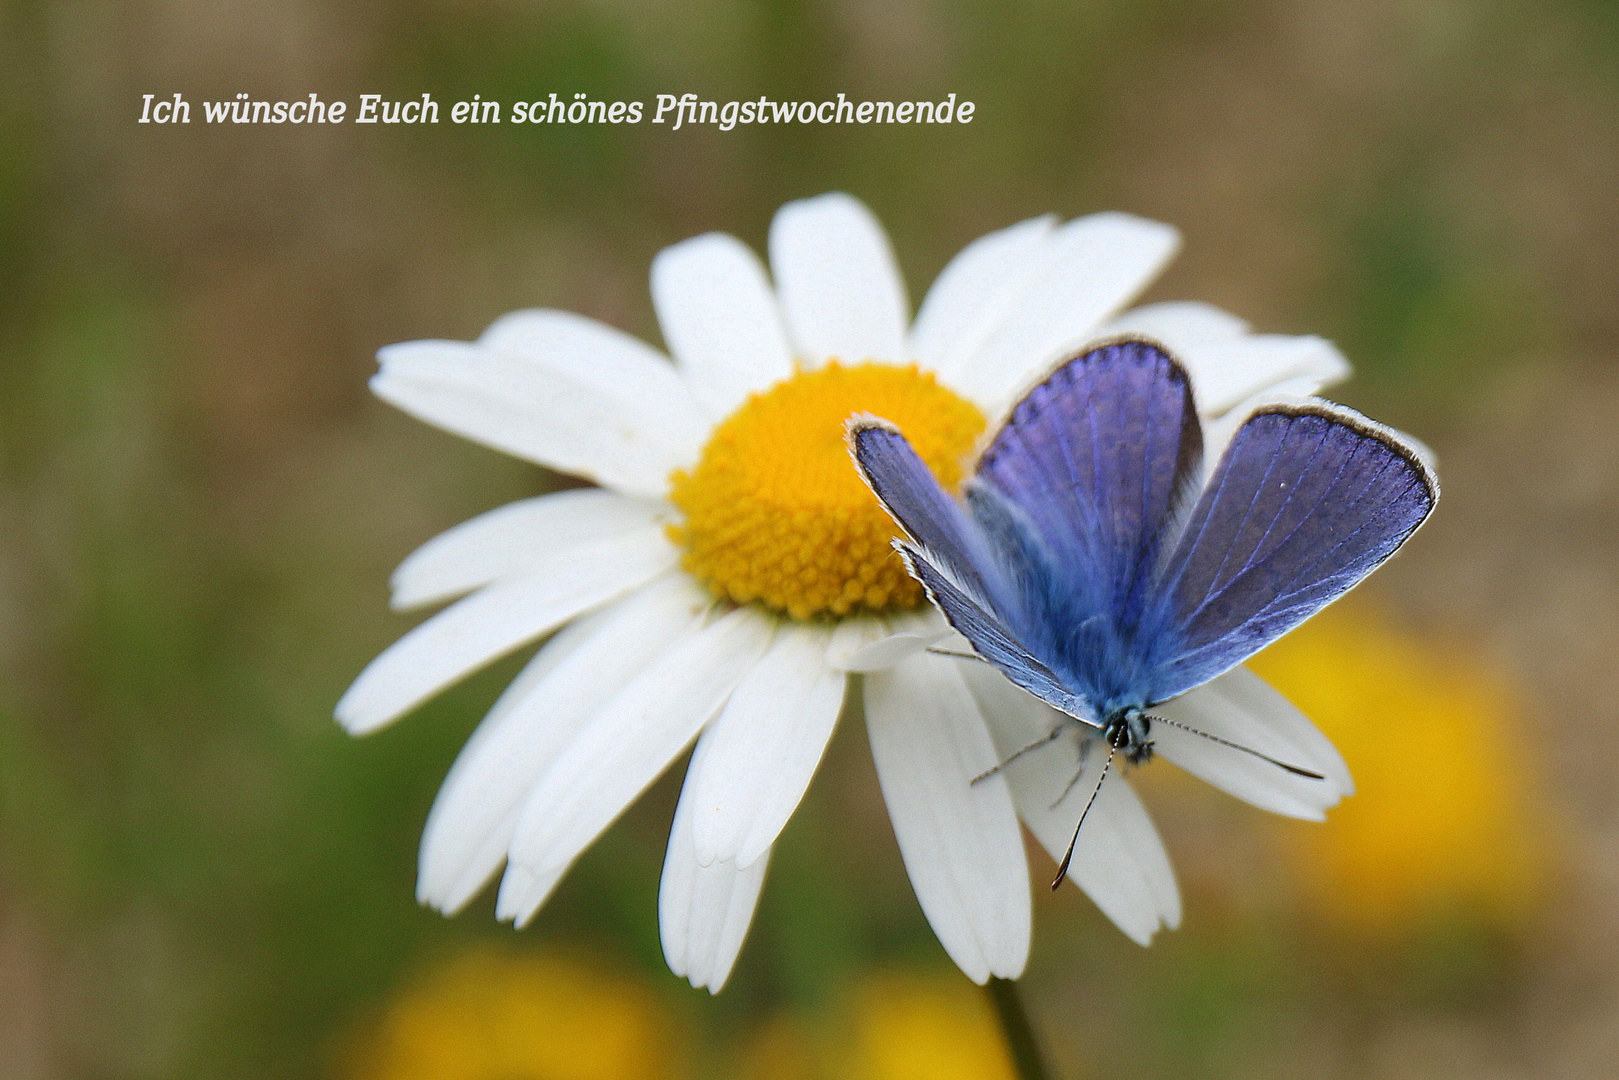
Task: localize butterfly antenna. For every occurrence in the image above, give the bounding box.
[1144,714,1325,780]
[926,645,985,662]
[971,728,1063,785]
[1051,741,1116,890]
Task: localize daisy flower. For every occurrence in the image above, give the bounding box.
[338,193,1354,990]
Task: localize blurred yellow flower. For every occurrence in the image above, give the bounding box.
[846,973,1019,1080]
[340,949,685,1080]
[1250,602,1549,935]
[737,971,1019,1080]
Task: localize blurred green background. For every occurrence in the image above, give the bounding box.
[3,0,1618,1076]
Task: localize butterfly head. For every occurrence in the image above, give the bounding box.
[1102,706,1156,768]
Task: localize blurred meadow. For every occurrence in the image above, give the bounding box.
[3,0,1619,1076]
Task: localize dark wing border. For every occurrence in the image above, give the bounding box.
[1143,397,1438,702]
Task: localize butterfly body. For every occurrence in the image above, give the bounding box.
[851,339,1437,782]
[929,497,1161,761]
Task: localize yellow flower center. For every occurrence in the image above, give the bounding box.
[668,362,986,621]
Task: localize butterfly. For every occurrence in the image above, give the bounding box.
[847,338,1438,886]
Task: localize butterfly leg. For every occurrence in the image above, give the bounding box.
[971,726,1064,785]
[1048,732,1101,809]
[926,645,985,662]
[1049,759,1091,811]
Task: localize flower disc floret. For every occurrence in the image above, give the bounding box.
[669,361,985,620]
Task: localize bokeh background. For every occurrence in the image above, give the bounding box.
[3,0,1618,1076]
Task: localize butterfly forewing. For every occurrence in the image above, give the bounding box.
[846,418,1004,605]
[849,421,1093,717]
[975,341,1202,635]
[1144,402,1437,701]
[895,542,1096,724]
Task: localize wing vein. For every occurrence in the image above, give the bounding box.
[1177,423,1344,627]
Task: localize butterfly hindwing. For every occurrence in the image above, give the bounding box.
[1144,401,1438,701]
[895,542,1095,724]
[847,417,1002,605]
[848,420,1096,724]
[974,340,1202,635]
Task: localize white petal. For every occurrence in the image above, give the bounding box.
[651,232,795,419]
[390,490,671,610]
[836,634,938,672]
[661,749,770,992]
[825,615,893,669]
[769,193,909,366]
[910,215,1057,383]
[835,624,951,672]
[480,308,714,465]
[498,607,776,923]
[416,575,711,913]
[373,310,708,497]
[1073,771,1181,937]
[826,609,950,672]
[1099,300,1249,349]
[335,528,678,735]
[951,213,1180,410]
[929,629,977,658]
[1177,335,1351,416]
[960,663,1179,944]
[493,863,567,929]
[417,606,612,915]
[1153,666,1352,820]
[865,652,1030,983]
[1100,302,1351,424]
[1009,743,1177,946]
[1194,385,1323,472]
[688,624,845,868]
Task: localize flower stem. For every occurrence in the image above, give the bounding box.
[985,977,1054,1080]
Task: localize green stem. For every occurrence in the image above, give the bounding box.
[985,977,1054,1080]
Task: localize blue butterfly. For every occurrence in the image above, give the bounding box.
[848,339,1438,885]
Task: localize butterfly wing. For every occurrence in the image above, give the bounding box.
[846,414,1003,607]
[848,419,1095,720]
[850,339,1204,722]
[893,541,1095,721]
[1143,401,1438,702]
[972,340,1202,643]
